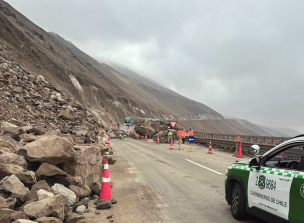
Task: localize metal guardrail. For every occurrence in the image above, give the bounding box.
[193,132,290,147]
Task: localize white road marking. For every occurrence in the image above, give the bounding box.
[213,152,234,158]
[185,159,223,175]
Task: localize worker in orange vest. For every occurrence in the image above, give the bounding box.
[177,129,181,144]
[180,128,186,144]
[189,128,194,136]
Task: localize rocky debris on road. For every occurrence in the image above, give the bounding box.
[134,120,169,138]
[0,53,118,222]
[95,199,112,210]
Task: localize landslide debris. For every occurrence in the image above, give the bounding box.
[0,49,117,222]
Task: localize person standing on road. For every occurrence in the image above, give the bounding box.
[189,128,194,136]
[168,129,173,143]
[181,128,186,144]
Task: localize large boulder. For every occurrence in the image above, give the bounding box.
[1,175,29,202]
[29,180,52,201]
[23,195,65,220]
[23,136,76,165]
[36,163,71,186]
[62,145,106,187]
[51,184,76,206]
[68,185,91,199]
[0,163,36,186]
[134,121,156,137]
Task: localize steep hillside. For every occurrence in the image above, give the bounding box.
[48,31,223,120]
[0,0,223,126]
[177,119,257,135]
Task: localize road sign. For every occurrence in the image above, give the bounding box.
[181,132,190,137]
[237,136,241,141]
[169,121,177,129]
[188,136,195,144]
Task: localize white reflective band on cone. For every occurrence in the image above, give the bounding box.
[102,177,111,183]
[104,164,109,169]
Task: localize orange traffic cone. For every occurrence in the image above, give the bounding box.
[137,133,139,139]
[100,160,112,200]
[281,152,284,160]
[145,134,147,141]
[238,143,243,158]
[208,141,213,154]
[157,136,160,144]
[170,138,174,150]
[108,136,111,149]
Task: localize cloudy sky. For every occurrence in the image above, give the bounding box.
[6,0,304,132]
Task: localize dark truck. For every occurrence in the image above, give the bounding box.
[124,117,137,126]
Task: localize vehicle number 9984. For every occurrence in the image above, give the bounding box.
[266,179,276,191]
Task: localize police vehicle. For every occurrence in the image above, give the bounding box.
[225,135,304,223]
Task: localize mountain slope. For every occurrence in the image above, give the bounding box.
[0,0,223,124]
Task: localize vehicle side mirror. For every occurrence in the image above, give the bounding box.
[251,144,260,156]
[249,157,261,170]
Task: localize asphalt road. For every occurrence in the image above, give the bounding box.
[110,138,267,223]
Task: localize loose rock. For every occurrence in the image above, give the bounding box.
[29,180,52,201]
[95,199,112,210]
[37,189,54,201]
[75,205,86,213]
[23,136,76,165]
[1,175,29,202]
[51,183,76,206]
[23,195,65,220]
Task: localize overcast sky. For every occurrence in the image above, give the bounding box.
[6,0,304,133]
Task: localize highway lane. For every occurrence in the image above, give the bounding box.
[110,138,267,223]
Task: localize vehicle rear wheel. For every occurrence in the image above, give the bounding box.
[231,181,248,220]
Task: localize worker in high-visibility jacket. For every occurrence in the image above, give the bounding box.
[168,129,173,143]
[189,128,194,136]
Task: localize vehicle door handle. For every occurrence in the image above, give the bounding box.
[279,177,291,181]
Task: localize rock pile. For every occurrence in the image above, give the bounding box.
[0,56,117,222]
[0,55,106,145]
[134,120,169,138]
